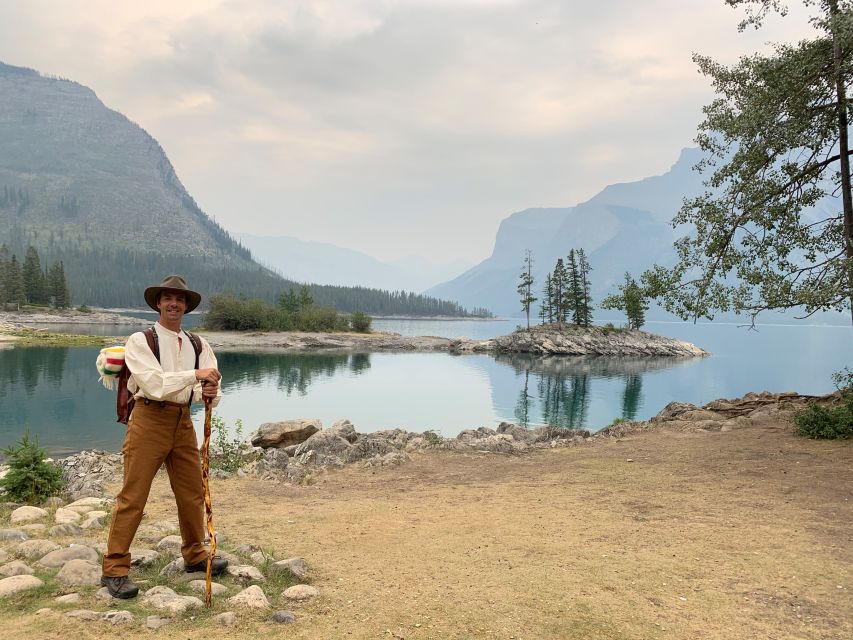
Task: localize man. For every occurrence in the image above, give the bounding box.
[101,275,227,599]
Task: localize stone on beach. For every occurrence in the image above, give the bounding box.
[141,585,203,614]
[282,584,320,601]
[55,593,81,604]
[0,529,28,541]
[227,585,269,609]
[49,523,85,537]
[0,560,34,577]
[0,574,43,598]
[130,548,160,568]
[189,579,228,595]
[16,539,60,559]
[270,557,310,580]
[53,508,82,525]
[10,506,48,524]
[251,419,322,448]
[270,610,297,624]
[55,559,101,586]
[214,611,237,627]
[157,535,183,555]
[226,564,266,583]
[38,545,99,568]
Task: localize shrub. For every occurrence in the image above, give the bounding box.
[423,430,443,447]
[0,429,64,503]
[794,398,853,440]
[795,368,853,440]
[209,415,247,473]
[350,311,372,333]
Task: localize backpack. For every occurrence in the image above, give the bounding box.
[115,326,203,424]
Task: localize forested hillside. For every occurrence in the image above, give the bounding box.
[0,62,488,316]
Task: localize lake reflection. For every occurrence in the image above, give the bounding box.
[495,353,696,428]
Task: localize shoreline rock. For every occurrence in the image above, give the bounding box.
[0,309,148,326]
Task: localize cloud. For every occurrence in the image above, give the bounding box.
[0,0,818,263]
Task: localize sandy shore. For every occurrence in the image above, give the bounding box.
[1,403,849,639]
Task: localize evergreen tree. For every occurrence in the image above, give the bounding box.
[22,246,47,304]
[56,261,71,308]
[540,273,554,324]
[551,258,566,324]
[298,284,314,310]
[278,288,299,313]
[565,250,582,325]
[47,261,71,308]
[517,249,537,329]
[5,255,26,305]
[0,244,9,305]
[577,248,593,327]
[602,272,648,330]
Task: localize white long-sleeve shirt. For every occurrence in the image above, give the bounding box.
[125,322,221,407]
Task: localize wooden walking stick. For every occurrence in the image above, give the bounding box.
[201,392,216,608]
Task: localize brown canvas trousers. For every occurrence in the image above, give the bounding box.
[102,400,207,577]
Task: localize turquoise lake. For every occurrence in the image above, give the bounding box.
[0,319,850,456]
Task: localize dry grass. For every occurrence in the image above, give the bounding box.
[2,417,851,639]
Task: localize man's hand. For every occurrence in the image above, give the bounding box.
[195,367,221,386]
[201,381,218,400]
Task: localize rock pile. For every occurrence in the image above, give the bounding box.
[471,324,708,357]
[0,498,315,630]
[594,390,813,438]
[238,418,593,482]
[56,451,123,501]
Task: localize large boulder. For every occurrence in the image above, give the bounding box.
[328,419,358,443]
[294,430,353,467]
[251,419,322,449]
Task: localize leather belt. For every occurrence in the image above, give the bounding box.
[141,398,186,409]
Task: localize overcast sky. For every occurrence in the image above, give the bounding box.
[0,0,816,264]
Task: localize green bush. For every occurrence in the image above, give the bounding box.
[0,429,64,503]
[794,398,853,440]
[203,293,349,332]
[350,311,372,333]
[209,414,247,473]
[795,368,853,440]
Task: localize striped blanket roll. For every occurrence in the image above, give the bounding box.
[96,346,126,390]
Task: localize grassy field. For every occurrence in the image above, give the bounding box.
[0,415,851,639]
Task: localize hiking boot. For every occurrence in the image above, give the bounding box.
[100,575,139,599]
[184,555,228,576]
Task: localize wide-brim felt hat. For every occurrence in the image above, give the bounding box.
[144,275,202,313]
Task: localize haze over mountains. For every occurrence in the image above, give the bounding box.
[426,148,705,318]
[237,234,473,293]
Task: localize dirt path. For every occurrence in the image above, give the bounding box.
[6,417,852,639]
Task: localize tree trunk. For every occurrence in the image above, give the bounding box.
[828,0,853,327]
